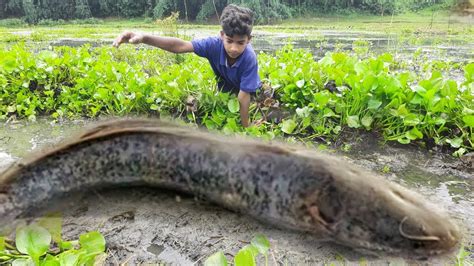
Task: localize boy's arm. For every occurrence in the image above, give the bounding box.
[113,31,194,54]
[238,90,251,128]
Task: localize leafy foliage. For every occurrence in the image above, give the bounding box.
[0,216,106,265]
[0,0,461,22]
[204,234,270,266]
[0,43,472,154]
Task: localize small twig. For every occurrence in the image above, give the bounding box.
[120,254,135,266]
[270,250,278,266]
[107,248,119,265]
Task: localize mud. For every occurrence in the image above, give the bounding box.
[0,118,472,265]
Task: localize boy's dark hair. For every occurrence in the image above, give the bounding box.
[220,4,254,37]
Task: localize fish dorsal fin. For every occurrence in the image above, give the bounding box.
[79,119,177,140]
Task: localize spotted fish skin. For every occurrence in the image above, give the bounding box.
[0,119,460,257]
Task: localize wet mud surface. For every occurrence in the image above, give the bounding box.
[0,118,472,264]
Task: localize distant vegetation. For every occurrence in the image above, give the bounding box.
[0,0,469,24]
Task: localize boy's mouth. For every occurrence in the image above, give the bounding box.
[227,52,240,59]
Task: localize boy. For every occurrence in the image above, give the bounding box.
[113,4,261,127]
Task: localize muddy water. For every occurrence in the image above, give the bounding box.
[251,30,474,62]
[0,118,472,265]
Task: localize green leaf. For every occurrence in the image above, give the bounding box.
[296,79,305,88]
[361,114,373,129]
[413,85,426,94]
[0,237,4,252]
[395,104,409,117]
[1,55,17,73]
[434,117,446,125]
[41,254,59,266]
[7,105,16,113]
[453,148,467,158]
[79,231,105,254]
[234,245,258,266]
[204,251,228,266]
[464,63,474,82]
[250,234,270,255]
[462,107,474,115]
[403,114,421,126]
[406,127,423,140]
[397,136,411,144]
[367,99,382,110]
[281,119,297,134]
[59,240,75,250]
[347,115,360,128]
[409,94,423,105]
[323,108,337,118]
[58,250,79,266]
[314,92,330,108]
[463,115,474,127]
[38,50,58,61]
[446,137,463,148]
[379,53,393,63]
[16,224,51,260]
[37,213,62,245]
[227,98,240,113]
[354,62,368,75]
[296,107,311,118]
[12,258,35,266]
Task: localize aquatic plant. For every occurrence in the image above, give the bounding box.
[0,43,472,154]
[205,234,270,266]
[0,215,106,265]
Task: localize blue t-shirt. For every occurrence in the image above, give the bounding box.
[191,36,261,93]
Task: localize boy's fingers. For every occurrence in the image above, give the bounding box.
[129,36,139,44]
[112,36,124,48]
[112,32,133,47]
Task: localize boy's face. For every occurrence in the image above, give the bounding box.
[220,31,251,59]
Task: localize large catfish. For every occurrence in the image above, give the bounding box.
[0,119,460,257]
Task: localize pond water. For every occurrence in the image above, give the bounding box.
[38,28,471,85]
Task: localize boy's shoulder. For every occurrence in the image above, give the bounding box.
[191,36,222,57]
[193,36,221,48]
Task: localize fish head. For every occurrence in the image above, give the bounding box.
[296,162,461,258]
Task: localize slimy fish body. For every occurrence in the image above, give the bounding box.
[0,119,460,257]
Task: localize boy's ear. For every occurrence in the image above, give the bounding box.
[247,35,252,42]
[220,31,225,39]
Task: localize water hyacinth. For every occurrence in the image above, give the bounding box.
[0,43,472,154]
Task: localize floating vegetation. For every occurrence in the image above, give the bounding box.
[1,42,471,155]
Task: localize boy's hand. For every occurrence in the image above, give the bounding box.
[113,31,144,47]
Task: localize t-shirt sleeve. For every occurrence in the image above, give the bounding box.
[239,60,261,93]
[191,38,212,58]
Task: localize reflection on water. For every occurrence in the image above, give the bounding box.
[252,32,473,62]
[29,28,473,65]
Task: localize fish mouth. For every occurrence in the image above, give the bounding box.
[327,211,461,258]
[394,215,460,256]
[296,168,461,257]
